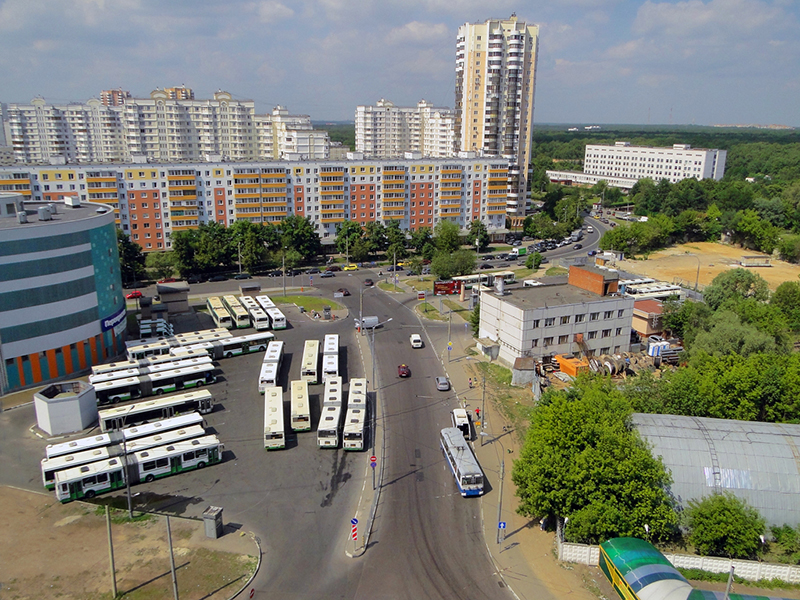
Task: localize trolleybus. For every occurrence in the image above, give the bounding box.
[300,340,320,384]
[206,296,233,329]
[263,387,285,449]
[97,390,214,431]
[290,380,311,432]
[440,427,484,497]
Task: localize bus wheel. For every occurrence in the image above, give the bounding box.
[225,352,233,358]
[195,382,203,388]
[145,474,155,483]
[197,462,206,469]
[85,490,96,499]
[155,389,164,395]
[110,397,119,404]
[259,346,266,351]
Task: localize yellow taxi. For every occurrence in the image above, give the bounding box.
[343,264,359,271]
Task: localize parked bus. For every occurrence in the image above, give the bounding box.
[124,424,206,455]
[176,331,274,360]
[42,446,113,490]
[93,364,217,405]
[322,376,342,406]
[89,356,213,386]
[322,354,339,384]
[173,329,232,344]
[46,433,112,460]
[206,296,233,329]
[342,407,366,451]
[323,334,339,356]
[133,435,223,483]
[265,307,287,330]
[92,353,184,378]
[263,387,286,450]
[121,412,205,444]
[300,340,320,384]
[248,307,270,330]
[317,404,343,448]
[55,457,126,502]
[126,340,173,361]
[263,341,285,366]
[239,295,260,312]
[97,390,214,431]
[440,427,484,497]
[290,380,311,432]
[167,347,214,360]
[222,295,251,329]
[348,378,368,409]
[258,362,280,393]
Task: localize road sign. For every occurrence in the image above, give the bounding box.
[417,291,425,300]
[250,588,255,599]
[447,342,453,351]
[370,455,377,462]
[370,461,376,469]
[351,518,358,525]
[351,524,358,541]
[499,521,507,529]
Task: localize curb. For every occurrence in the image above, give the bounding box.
[229,531,263,599]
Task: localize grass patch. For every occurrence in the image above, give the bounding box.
[466,361,534,442]
[416,303,448,321]
[545,266,569,276]
[677,568,800,591]
[406,278,435,293]
[93,506,153,525]
[378,281,405,292]
[442,298,468,318]
[269,295,341,311]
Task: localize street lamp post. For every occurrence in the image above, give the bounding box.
[480,430,506,545]
[282,248,287,297]
[687,253,700,291]
[368,317,393,391]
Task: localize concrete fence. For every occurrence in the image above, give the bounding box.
[557,539,800,584]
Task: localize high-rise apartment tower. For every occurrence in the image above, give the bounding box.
[455,15,539,215]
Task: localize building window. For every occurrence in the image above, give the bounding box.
[604,311,613,319]
[600,347,610,355]
[558,335,569,344]
[532,320,540,328]
[531,339,538,348]
[543,337,553,347]
[560,316,570,325]
[616,328,623,336]
[587,331,597,340]
[544,317,555,327]
[618,309,625,318]
[575,314,585,323]
[602,329,611,338]
[590,312,599,321]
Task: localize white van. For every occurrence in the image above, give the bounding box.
[355,316,380,329]
[587,226,594,233]
[410,334,423,348]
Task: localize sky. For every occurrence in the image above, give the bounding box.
[0,0,798,127]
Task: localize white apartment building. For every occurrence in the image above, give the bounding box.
[355,99,456,158]
[455,15,540,215]
[479,265,633,366]
[547,142,727,189]
[3,93,330,164]
[0,155,510,252]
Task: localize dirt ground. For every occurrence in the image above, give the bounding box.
[615,241,800,291]
[0,486,257,600]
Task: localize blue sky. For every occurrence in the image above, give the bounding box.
[0,0,798,126]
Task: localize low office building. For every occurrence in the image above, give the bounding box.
[0,194,126,393]
[478,265,633,366]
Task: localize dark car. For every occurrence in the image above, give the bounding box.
[326,265,341,272]
[573,243,583,250]
[307,268,321,274]
[421,259,431,265]
[320,271,335,278]
[481,255,494,261]
[398,364,411,378]
[479,263,493,270]
[336,288,351,296]
[234,272,252,280]
[495,253,508,260]
[387,265,404,272]
[588,250,598,257]
[186,274,205,284]
[364,278,374,286]
[496,263,510,268]
[208,274,228,282]
[284,269,301,276]
[125,290,143,299]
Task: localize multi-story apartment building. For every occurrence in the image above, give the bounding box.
[455,15,540,216]
[355,99,456,158]
[3,93,330,164]
[478,265,633,366]
[546,142,728,189]
[0,155,510,251]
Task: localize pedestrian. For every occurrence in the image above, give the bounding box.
[468,377,473,388]
[475,408,480,419]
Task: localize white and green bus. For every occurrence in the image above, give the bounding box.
[290,380,311,432]
[55,457,126,502]
[300,340,320,384]
[263,386,285,450]
[93,364,217,405]
[134,435,223,483]
[206,296,233,329]
[89,356,213,386]
[222,295,251,329]
[42,446,114,490]
[97,390,214,431]
[342,407,366,451]
[177,331,274,360]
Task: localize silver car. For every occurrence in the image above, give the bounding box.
[435,376,450,391]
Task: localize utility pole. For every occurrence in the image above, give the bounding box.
[166,516,180,600]
[106,505,117,598]
[393,248,397,292]
[447,310,452,363]
[480,370,486,445]
[282,248,286,298]
[496,458,505,544]
[237,241,242,274]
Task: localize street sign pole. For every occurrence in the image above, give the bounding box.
[351,518,358,553]
[370,456,377,490]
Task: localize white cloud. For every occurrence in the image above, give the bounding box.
[385,21,449,45]
[253,1,294,22]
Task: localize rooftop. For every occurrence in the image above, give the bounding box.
[633,299,663,315]
[0,200,112,231]
[495,278,613,310]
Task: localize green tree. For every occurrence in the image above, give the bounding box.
[771,281,800,330]
[194,222,230,272]
[513,378,677,545]
[386,241,408,262]
[351,238,371,263]
[420,241,436,261]
[434,220,461,254]
[117,229,146,284]
[170,229,200,276]
[690,311,779,358]
[526,251,543,270]
[686,493,766,559]
[385,220,407,249]
[279,216,321,261]
[409,227,433,253]
[703,268,770,311]
[228,220,269,274]
[145,251,177,281]
[466,219,490,252]
[451,249,477,276]
[469,302,481,336]
[430,252,457,280]
[335,220,363,256]
[363,221,388,255]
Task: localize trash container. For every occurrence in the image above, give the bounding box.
[299,306,306,313]
[203,506,224,539]
[323,306,331,320]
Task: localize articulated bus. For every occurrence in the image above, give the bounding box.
[121,412,205,443]
[126,340,173,361]
[342,407,366,451]
[97,390,214,431]
[133,435,223,484]
[46,434,112,460]
[206,296,233,329]
[89,356,213,386]
[92,353,187,378]
[255,295,275,310]
[263,387,286,449]
[290,380,311,432]
[93,364,217,405]
[222,295,251,329]
[348,378,368,409]
[440,427,484,497]
[300,340,320,384]
[178,331,274,360]
[173,329,232,344]
[167,347,213,360]
[265,307,287,330]
[54,457,126,502]
[41,446,114,490]
[317,404,343,448]
[451,270,516,291]
[124,424,206,455]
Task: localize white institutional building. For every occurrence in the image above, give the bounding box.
[547,142,727,189]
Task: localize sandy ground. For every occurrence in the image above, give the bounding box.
[0,486,257,600]
[614,242,800,291]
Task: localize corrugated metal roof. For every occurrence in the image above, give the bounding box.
[631,414,800,526]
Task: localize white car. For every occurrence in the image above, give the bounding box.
[410,334,423,348]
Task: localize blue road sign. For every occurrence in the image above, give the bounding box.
[351,518,358,525]
[499,522,507,529]
[370,461,376,468]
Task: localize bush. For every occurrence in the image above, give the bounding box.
[686,493,766,559]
